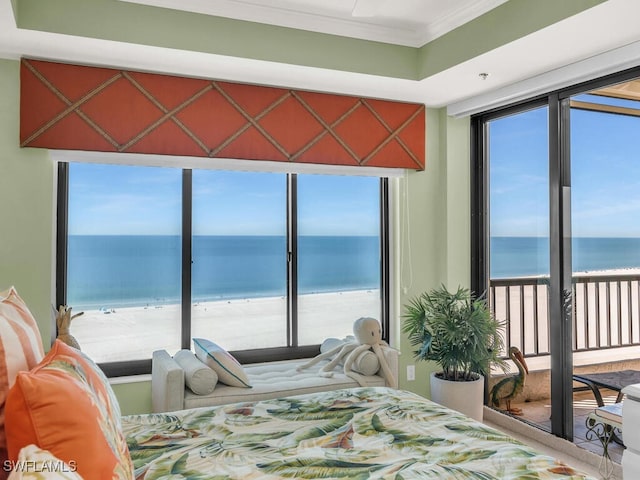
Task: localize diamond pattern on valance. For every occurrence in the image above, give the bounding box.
[20,59,425,170]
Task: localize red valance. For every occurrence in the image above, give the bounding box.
[20,59,425,170]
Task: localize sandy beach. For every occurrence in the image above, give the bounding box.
[71,289,381,363]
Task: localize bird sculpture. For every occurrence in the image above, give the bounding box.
[490,346,529,415]
[54,304,83,350]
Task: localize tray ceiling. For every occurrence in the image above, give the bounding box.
[119,0,509,47]
[3,0,640,111]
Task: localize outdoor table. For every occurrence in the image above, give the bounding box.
[572,369,640,407]
[585,403,623,480]
[573,370,639,448]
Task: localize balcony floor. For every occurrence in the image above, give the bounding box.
[509,389,624,465]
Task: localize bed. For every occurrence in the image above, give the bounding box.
[123,386,594,479]
[0,288,594,480]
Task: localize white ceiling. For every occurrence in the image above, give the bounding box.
[119,0,509,47]
[3,0,640,114]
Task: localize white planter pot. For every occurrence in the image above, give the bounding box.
[430,371,484,422]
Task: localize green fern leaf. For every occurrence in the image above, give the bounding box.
[258,458,383,479]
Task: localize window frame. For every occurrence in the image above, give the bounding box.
[56,164,390,376]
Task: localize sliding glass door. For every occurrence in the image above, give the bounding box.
[486,105,552,432]
[473,68,640,443]
[475,100,573,440]
[569,79,640,450]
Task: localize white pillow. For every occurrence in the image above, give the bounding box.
[8,444,84,479]
[173,349,218,395]
[193,338,251,388]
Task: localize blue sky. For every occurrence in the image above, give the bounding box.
[490,94,640,238]
[69,92,640,239]
[68,165,380,236]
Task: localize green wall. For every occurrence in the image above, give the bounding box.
[0,59,54,346]
[394,110,470,398]
[111,379,153,415]
[0,57,470,413]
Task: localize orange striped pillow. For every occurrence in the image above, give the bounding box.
[0,287,44,470]
[5,341,133,480]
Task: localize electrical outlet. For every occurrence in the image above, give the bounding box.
[407,365,415,381]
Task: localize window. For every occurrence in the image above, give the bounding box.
[65,164,182,364]
[58,163,389,375]
[191,170,287,350]
[297,174,382,345]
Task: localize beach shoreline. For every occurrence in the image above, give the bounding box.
[69,267,640,364]
[71,289,381,363]
[492,267,640,281]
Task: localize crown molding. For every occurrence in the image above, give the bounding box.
[416,0,508,46]
[119,0,506,48]
[119,0,420,46]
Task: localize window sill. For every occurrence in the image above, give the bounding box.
[108,374,151,385]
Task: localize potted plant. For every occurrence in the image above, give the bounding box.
[402,284,507,421]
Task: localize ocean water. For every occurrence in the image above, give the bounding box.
[491,236,640,278]
[69,236,639,307]
[67,235,380,309]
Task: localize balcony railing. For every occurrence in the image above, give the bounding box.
[489,273,640,358]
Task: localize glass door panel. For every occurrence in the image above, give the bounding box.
[487,106,551,431]
[570,79,640,457]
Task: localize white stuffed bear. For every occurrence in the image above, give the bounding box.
[297,317,396,388]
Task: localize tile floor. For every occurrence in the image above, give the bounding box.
[509,389,624,465]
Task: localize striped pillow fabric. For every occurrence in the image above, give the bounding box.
[5,341,134,480]
[193,338,251,388]
[0,287,44,471]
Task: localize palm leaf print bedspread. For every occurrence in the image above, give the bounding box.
[122,387,594,479]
